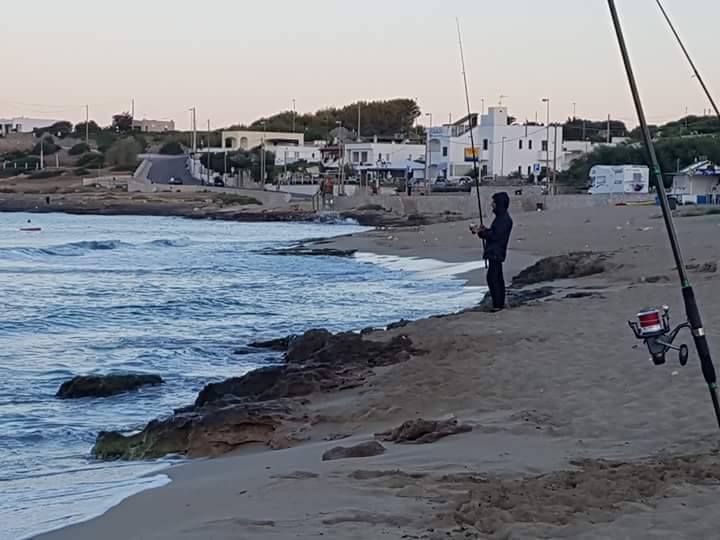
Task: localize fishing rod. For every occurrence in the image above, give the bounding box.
[655,0,720,120]
[608,0,720,430]
[456,19,484,230]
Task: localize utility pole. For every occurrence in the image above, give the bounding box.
[189,108,197,154]
[543,98,551,183]
[424,113,432,186]
[206,119,211,185]
[292,99,296,132]
[607,114,612,143]
[261,121,267,186]
[481,98,485,115]
[553,125,559,195]
[131,99,135,119]
[500,136,506,178]
[573,102,577,119]
[85,105,90,144]
[357,102,362,142]
[40,135,44,170]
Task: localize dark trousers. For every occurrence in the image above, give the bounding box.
[487,259,506,309]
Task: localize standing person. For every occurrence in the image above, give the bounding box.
[471,192,513,312]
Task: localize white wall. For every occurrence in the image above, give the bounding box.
[428,107,563,179]
[273,145,322,165]
[222,130,304,151]
[0,117,60,135]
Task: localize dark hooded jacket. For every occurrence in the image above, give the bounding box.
[479,192,513,262]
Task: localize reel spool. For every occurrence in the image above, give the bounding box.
[629,306,690,366]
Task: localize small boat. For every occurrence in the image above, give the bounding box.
[19,227,42,232]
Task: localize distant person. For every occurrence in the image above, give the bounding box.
[45,196,51,205]
[407,180,413,197]
[471,192,513,312]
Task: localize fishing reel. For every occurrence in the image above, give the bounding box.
[628,306,690,366]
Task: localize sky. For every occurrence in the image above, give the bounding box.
[1,0,718,131]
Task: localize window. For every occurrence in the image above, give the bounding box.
[529,140,533,150]
[519,140,523,150]
[518,166,522,176]
[352,151,360,163]
[294,151,300,158]
[361,151,368,162]
[483,139,489,151]
[442,146,448,157]
[542,140,548,152]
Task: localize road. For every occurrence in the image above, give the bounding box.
[145,155,200,185]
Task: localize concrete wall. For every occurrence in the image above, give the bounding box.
[334,186,656,218]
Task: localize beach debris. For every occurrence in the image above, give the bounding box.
[56,374,163,399]
[262,246,357,257]
[376,418,472,445]
[322,441,386,461]
[640,275,671,284]
[511,252,609,287]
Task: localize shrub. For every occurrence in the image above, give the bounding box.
[69,143,91,156]
[32,136,61,156]
[106,137,141,168]
[75,152,105,169]
[29,169,66,180]
[159,141,185,155]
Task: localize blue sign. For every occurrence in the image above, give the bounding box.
[533,163,542,174]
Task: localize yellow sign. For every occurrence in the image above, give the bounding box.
[464,148,479,162]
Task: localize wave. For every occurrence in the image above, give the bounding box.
[0,238,193,258]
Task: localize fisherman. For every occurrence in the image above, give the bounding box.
[471,192,513,312]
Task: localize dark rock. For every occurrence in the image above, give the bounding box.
[360,327,377,335]
[699,262,718,274]
[195,366,286,407]
[56,374,163,399]
[233,347,261,356]
[322,441,386,461]
[512,252,608,287]
[376,418,473,444]
[387,319,411,331]
[266,246,357,257]
[475,287,555,312]
[92,399,307,460]
[195,333,420,409]
[285,329,334,363]
[564,292,604,300]
[641,275,671,284]
[248,336,293,351]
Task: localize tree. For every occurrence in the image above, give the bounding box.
[35,121,73,139]
[159,141,184,155]
[105,137,141,168]
[562,117,628,143]
[74,121,101,136]
[242,98,422,141]
[32,136,61,155]
[112,112,133,133]
[560,135,720,189]
[69,143,91,156]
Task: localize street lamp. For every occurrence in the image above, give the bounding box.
[542,98,551,185]
[425,113,433,185]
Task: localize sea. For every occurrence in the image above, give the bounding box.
[0,212,484,540]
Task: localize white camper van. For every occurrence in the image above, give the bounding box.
[589,165,650,195]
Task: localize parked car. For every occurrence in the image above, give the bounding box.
[168,177,183,185]
[213,177,225,187]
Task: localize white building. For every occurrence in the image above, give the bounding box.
[273,144,323,166]
[589,165,650,195]
[428,107,563,180]
[132,118,175,132]
[564,137,633,167]
[671,161,720,203]
[222,129,304,151]
[321,140,426,180]
[0,117,61,136]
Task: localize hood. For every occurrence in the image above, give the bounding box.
[492,192,510,214]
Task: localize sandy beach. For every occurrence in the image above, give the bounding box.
[37,204,720,540]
